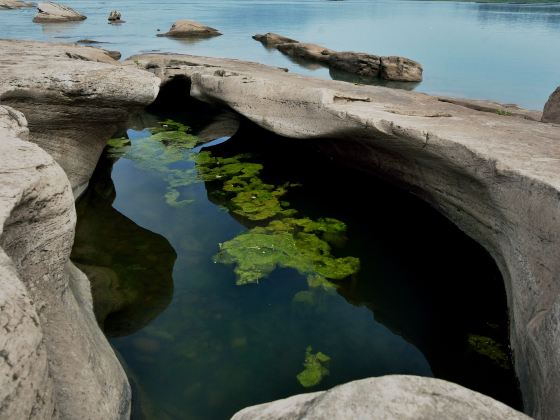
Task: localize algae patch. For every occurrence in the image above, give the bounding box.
[214,217,360,286]
[296,346,331,388]
[468,334,510,369]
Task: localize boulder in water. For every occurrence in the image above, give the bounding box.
[32,1,86,23]
[157,20,222,38]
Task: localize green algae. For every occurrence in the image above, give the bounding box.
[468,334,510,369]
[296,346,331,388]
[214,217,360,286]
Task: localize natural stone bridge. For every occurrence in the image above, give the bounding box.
[0,40,558,419]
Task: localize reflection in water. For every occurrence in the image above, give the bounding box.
[74,108,522,419]
[72,156,177,337]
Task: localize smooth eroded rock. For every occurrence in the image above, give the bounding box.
[129,52,560,419]
[33,1,86,23]
[328,51,381,78]
[157,19,221,38]
[0,105,130,419]
[0,40,160,191]
[276,42,334,63]
[232,376,530,420]
[542,86,560,123]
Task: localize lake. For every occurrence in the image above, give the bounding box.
[1,0,559,109]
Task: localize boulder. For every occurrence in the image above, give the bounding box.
[157,19,221,38]
[276,42,334,63]
[232,376,530,420]
[328,51,381,78]
[380,56,423,82]
[253,32,298,48]
[542,86,560,123]
[130,52,560,419]
[0,0,33,9]
[33,1,86,23]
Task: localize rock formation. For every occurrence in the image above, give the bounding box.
[0,0,33,9]
[157,19,222,38]
[0,105,130,419]
[542,86,560,124]
[33,1,86,23]
[0,40,160,193]
[232,376,530,419]
[129,52,560,419]
[253,32,423,82]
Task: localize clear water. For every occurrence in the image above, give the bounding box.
[72,104,522,419]
[1,0,559,109]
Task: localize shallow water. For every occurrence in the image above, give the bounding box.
[72,105,522,419]
[1,0,559,109]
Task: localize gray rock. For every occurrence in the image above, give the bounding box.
[380,55,423,82]
[542,86,560,123]
[0,0,33,9]
[232,376,531,420]
[328,51,382,78]
[276,42,334,63]
[157,19,222,38]
[130,52,560,419]
[253,32,299,47]
[0,105,130,419]
[0,39,160,191]
[33,2,86,23]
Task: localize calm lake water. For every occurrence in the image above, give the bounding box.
[71,102,522,419]
[1,0,559,109]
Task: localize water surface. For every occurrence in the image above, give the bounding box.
[72,106,522,419]
[1,0,559,108]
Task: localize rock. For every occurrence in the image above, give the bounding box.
[0,105,130,419]
[105,50,122,60]
[232,376,530,420]
[33,2,86,23]
[130,52,560,419]
[542,86,560,123]
[0,0,33,9]
[253,33,422,82]
[328,51,381,78]
[380,56,423,82]
[157,19,221,38]
[253,32,298,48]
[108,10,124,23]
[76,39,103,44]
[276,42,334,63]
[0,39,160,192]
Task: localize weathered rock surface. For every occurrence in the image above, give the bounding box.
[232,376,530,420]
[542,86,560,124]
[253,32,423,82]
[33,2,86,23]
[0,0,33,9]
[0,105,130,419]
[157,19,222,38]
[130,52,559,419]
[0,40,160,192]
[252,32,298,47]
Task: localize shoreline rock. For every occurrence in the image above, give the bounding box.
[157,19,222,38]
[253,32,423,82]
[33,1,86,23]
[129,52,560,419]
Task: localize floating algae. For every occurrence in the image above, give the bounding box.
[468,334,510,369]
[296,346,331,388]
[214,217,360,286]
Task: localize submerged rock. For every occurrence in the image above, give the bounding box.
[0,0,33,9]
[542,86,560,123]
[33,1,86,23]
[157,19,222,38]
[232,376,530,419]
[253,32,422,82]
